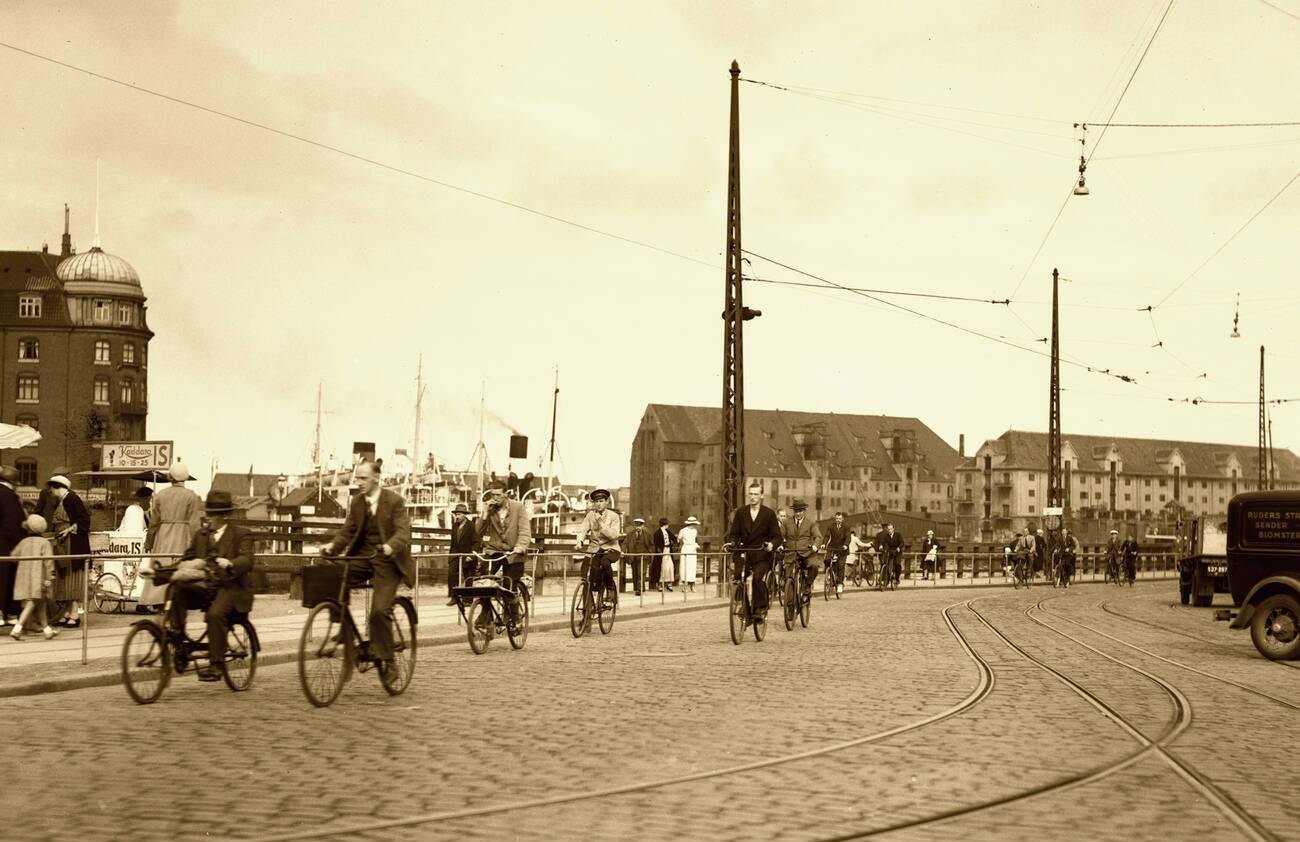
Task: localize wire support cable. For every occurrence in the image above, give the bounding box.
[744,276,1010,305]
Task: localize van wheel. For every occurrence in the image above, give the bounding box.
[1250,594,1300,661]
[1179,582,1191,605]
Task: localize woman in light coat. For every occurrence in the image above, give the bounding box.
[140,465,202,613]
[679,516,700,591]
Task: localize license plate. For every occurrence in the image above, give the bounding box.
[1207,565,1227,575]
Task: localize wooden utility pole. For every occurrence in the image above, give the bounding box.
[1259,345,1267,489]
[1047,268,1063,525]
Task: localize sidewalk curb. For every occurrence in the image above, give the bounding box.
[0,576,1174,700]
[0,597,731,700]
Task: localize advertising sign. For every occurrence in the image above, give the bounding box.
[92,530,147,600]
[1241,505,1300,545]
[101,441,173,471]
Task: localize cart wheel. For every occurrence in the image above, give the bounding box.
[597,587,616,635]
[729,582,745,646]
[298,602,351,707]
[221,619,258,692]
[466,600,492,654]
[569,581,590,639]
[380,597,418,695]
[122,621,170,705]
[92,573,123,615]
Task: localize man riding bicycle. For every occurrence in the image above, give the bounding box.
[474,480,532,629]
[1057,528,1080,587]
[823,511,849,595]
[322,461,412,672]
[726,484,782,622]
[574,488,621,608]
[1014,529,1036,581]
[783,499,823,595]
[875,522,904,584]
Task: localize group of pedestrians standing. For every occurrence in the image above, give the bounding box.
[0,469,92,640]
[622,515,698,594]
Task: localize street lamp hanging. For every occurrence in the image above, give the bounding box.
[1072,123,1089,196]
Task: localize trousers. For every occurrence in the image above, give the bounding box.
[346,556,402,661]
[168,585,244,667]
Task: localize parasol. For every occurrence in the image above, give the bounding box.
[0,422,40,450]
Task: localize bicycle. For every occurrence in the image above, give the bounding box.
[848,554,864,588]
[297,555,418,707]
[876,552,900,591]
[1052,549,1075,588]
[121,566,260,705]
[727,546,768,645]
[1105,555,1123,586]
[453,550,532,655]
[1012,554,1033,589]
[823,546,846,601]
[570,549,617,638]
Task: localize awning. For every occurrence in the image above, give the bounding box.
[74,469,189,482]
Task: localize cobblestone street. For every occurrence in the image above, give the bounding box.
[2,580,1296,842]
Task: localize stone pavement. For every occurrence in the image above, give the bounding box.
[3,578,1291,842]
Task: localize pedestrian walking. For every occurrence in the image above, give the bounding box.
[9,515,58,641]
[1121,530,1140,582]
[679,516,699,591]
[921,530,941,580]
[1033,528,1046,578]
[140,464,202,613]
[622,517,652,595]
[653,517,677,591]
[0,466,27,627]
[446,503,478,604]
[46,475,90,628]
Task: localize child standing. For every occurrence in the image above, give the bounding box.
[9,514,59,641]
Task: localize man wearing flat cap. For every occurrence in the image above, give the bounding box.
[471,478,531,628]
[621,517,652,596]
[167,490,257,681]
[575,488,622,605]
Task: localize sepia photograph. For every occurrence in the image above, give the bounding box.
[0,1,1297,839]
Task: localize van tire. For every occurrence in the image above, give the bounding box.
[1250,593,1300,661]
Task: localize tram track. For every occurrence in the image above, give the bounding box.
[244,600,997,842]
[1095,594,1300,673]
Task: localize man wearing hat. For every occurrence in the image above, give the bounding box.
[446,502,479,605]
[622,516,653,596]
[726,484,783,621]
[575,488,622,604]
[166,490,256,681]
[142,463,203,613]
[784,499,824,594]
[1120,529,1140,584]
[474,478,531,626]
[1105,528,1123,582]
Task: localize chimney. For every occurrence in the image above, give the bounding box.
[959,434,965,457]
[61,203,72,257]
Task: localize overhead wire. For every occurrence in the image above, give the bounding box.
[1254,0,1300,23]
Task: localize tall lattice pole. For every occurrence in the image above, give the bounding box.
[1047,268,1062,526]
[1259,345,1267,489]
[721,60,746,532]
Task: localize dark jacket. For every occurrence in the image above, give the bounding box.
[824,524,850,552]
[0,483,26,556]
[622,525,654,558]
[652,526,678,554]
[328,487,413,586]
[448,515,478,555]
[875,529,904,559]
[58,490,92,559]
[181,523,258,612]
[727,504,782,560]
[1120,537,1139,559]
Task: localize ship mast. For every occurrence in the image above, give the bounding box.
[412,355,424,479]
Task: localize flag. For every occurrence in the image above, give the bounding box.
[395,448,408,456]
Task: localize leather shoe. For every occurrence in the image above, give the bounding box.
[445,597,457,606]
[197,666,221,682]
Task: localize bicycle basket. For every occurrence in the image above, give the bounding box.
[301,564,345,608]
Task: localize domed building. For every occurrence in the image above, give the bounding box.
[0,206,153,493]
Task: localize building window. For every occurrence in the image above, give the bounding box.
[1124,477,1132,486]
[15,414,37,432]
[15,459,36,487]
[1158,479,1167,488]
[1027,473,1035,481]
[94,340,111,364]
[1028,489,1035,497]
[16,374,38,402]
[118,302,133,324]
[17,338,38,361]
[18,295,43,318]
[122,342,135,365]
[93,375,110,405]
[1124,493,1131,501]
[1094,492,1102,500]
[1159,494,1166,502]
[1028,505,1035,513]
[1144,494,1151,502]
[93,299,112,322]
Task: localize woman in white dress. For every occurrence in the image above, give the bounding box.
[679,516,700,591]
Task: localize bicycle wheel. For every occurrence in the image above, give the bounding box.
[298,602,352,707]
[221,619,258,692]
[380,597,418,695]
[729,582,745,645]
[835,566,842,599]
[466,600,492,654]
[851,563,863,588]
[508,593,530,650]
[799,579,811,628]
[570,580,590,639]
[597,587,616,635]
[122,621,170,704]
[823,568,832,601]
[92,572,123,615]
[783,578,797,630]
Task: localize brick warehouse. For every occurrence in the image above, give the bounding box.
[0,208,152,501]
[630,404,962,535]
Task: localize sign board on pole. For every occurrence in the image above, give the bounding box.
[1043,506,1064,516]
[100,441,173,471]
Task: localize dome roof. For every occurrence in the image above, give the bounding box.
[57,247,140,288]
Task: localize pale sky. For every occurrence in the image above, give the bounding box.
[2,1,1297,492]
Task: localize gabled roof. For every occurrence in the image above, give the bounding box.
[0,251,72,326]
[211,472,282,497]
[643,404,961,481]
[974,429,1298,481]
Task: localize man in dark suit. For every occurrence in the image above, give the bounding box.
[324,461,412,668]
[446,502,478,605]
[726,483,783,620]
[1120,530,1140,583]
[0,466,27,626]
[622,517,653,595]
[823,511,851,595]
[167,490,257,681]
[875,522,904,583]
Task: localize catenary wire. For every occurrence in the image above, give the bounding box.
[1255,0,1300,23]
[0,40,722,274]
